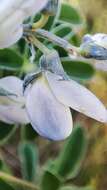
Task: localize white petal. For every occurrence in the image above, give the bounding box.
[0,76,24,104]
[25,75,72,141]
[0,76,29,124]
[0,11,23,48]
[0,0,48,22]
[0,0,23,22]
[0,105,29,124]
[0,25,23,49]
[46,71,107,123]
[0,0,48,48]
[20,0,48,18]
[0,76,23,96]
[82,33,107,49]
[92,33,107,49]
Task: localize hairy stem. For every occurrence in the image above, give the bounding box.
[35,29,79,55]
[0,172,38,190]
[29,35,51,55]
[32,14,49,30]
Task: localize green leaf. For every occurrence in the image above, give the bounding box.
[62,58,95,80]
[52,24,72,39]
[48,126,88,181]
[0,123,17,145]
[41,171,60,190]
[0,49,24,71]
[0,179,14,190]
[34,14,55,31]
[69,34,81,46]
[18,142,39,182]
[53,46,68,57]
[58,4,82,24]
[0,158,12,174]
[60,186,93,190]
[44,16,55,30]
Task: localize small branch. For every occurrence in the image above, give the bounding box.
[35,29,79,55]
[28,35,51,55]
[32,14,49,30]
[0,172,38,190]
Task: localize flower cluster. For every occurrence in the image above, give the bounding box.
[0,51,107,141]
[0,1,107,141]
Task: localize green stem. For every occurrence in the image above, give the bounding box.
[29,36,51,55]
[32,14,49,30]
[0,172,38,190]
[35,29,79,55]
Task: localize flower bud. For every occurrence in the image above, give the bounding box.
[80,33,107,60]
[42,0,59,16]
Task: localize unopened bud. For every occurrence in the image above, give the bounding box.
[80,33,107,60]
[42,0,59,16]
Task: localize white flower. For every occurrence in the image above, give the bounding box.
[83,33,107,49]
[0,76,29,124]
[0,51,107,141]
[0,70,107,140]
[0,0,48,48]
[24,69,107,141]
[80,33,107,60]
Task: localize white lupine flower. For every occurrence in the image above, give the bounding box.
[0,76,29,124]
[0,53,107,141]
[80,33,107,60]
[24,69,107,141]
[83,33,107,49]
[0,71,107,141]
[0,0,48,48]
